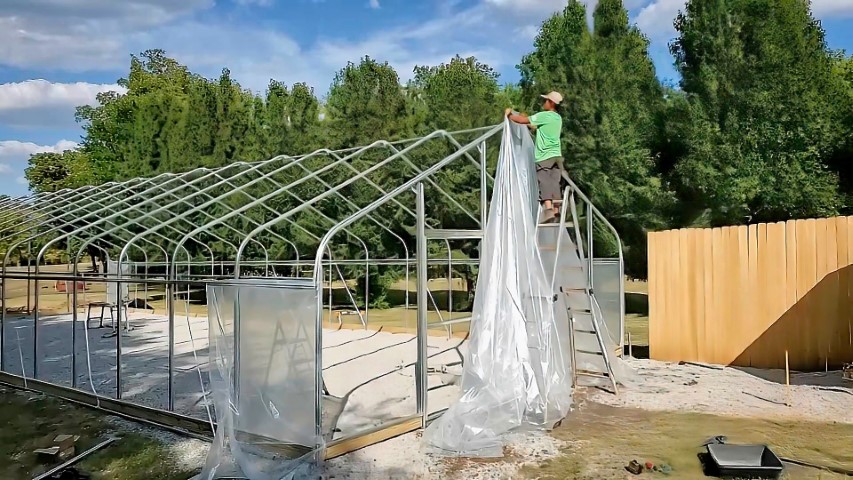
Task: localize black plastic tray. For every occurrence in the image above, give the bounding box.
[705,444,784,479]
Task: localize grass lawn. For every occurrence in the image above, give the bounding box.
[625,313,649,347]
[523,402,853,479]
[0,386,202,480]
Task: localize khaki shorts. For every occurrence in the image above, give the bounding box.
[535,157,564,202]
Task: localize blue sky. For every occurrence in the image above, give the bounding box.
[1,0,852,197]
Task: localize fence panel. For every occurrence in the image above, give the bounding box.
[648,216,853,370]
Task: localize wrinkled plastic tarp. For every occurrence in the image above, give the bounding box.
[423,119,574,457]
[106,260,129,305]
[201,279,321,480]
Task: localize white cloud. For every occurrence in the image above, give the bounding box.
[0,0,212,71]
[0,0,212,23]
[159,4,513,93]
[0,80,125,112]
[0,0,566,91]
[631,0,851,43]
[483,0,566,16]
[634,0,686,40]
[0,80,125,129]
[812,0,853,18]
[0,140,78,196]
[0,140,78,159]
[369,0,380,9]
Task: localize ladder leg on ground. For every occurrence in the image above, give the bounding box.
[537,189,619,394]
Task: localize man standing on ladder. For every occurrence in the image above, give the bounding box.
[505,91,565,223]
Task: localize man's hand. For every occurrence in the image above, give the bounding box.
[505,110,531,125]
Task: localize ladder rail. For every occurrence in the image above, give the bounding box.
[588,293,619,394]
[541,186,618,394]
[560,171,626,350]
[548,187,573,293]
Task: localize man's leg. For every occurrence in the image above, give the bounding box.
[540,160,562,222]
[536,161,555,222]
[549,164,562,219]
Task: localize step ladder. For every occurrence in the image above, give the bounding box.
[536,193,618,394]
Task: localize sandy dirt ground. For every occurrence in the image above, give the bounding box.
[592,357,852,424]
[1,311,467,439]
[3,311,849,479]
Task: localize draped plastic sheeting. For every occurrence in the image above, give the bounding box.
[423,119,573,457]
[201,279,320,480]
[592,258,623,348]
[106,260,130,305]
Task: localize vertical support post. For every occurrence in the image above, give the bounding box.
[446,240,452,315]
[327,260,332,325]
[144,261,149,314]
[65,245,71,312]
[415,182,428,427]
[314,270,324,461]
[71,269,78,388]
[364,258,369,327]
[116,275,123,399]
[0,275,4,372]
[587,202,594,288]
[619,249,625,352]
[233,284,241,410]
[404,258,410,327]
[479,141,488,225]
[26,241,32,314]
[33,261,39,379]
[167,281,175,409]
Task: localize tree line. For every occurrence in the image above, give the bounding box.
[23,0,853,287]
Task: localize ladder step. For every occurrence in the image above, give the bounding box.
[568,307,593,314]
[537,222,574,228]
[577,370,610,378]
[571,312,595,331]
[573,329,597,335]
[563,291,592,309]
[576,349,605,356]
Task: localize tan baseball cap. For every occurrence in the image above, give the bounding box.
[540,91,563,105]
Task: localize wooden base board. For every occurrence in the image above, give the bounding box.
[0,372,429,464]
[325,415,423,459]
[0,372,213,439]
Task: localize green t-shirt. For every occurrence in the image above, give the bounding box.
[529,110,563,162]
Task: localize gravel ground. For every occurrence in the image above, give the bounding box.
[5,312,851,479]
[2,312,466,437]
[591,357,853,424]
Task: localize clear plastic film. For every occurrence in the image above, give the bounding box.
[423,119,573,457]
[546,228,639,390]
[106,260,129,305]
[201,279,321,480]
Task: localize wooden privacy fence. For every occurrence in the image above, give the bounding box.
[648,216,852,371]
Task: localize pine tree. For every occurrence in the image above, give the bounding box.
[518,0,672,276]
[670,0,846,223]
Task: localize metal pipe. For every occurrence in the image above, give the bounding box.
[480,140,488,226]
[236,129,486,276]
[309,125,501,433]
[415,183,428,426]
[445,239,452,315]
[587,202,594,287]
[560,171,625,341]
[181,142,403,279]
[313,262,323,458]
